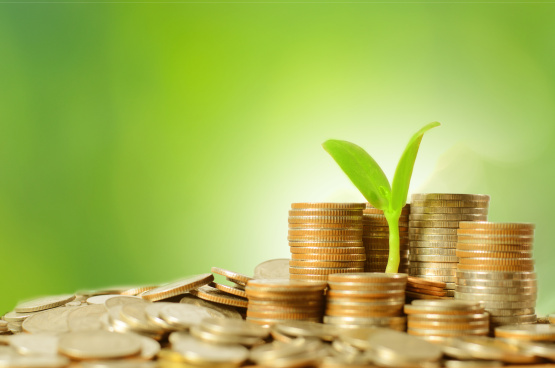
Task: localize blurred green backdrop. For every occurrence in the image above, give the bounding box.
[0,2,554,314]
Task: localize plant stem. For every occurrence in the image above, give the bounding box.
[384,212,400,273]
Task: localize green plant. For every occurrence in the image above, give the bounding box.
[322,122,440,273]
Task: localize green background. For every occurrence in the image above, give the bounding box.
[1,2,554,314]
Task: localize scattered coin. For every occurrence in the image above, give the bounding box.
[141,274,214,302]
[15,295,76,313]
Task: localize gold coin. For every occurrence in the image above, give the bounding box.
[410,234,459,242]
[120,286,157,296]
[409,261,458,269]
[291,203,365,210]
[289,246,365,254]
[487,308,535,317]
[327,289,405,299]
[456,278,536,288]
[457,228,535,236]
[408,327,488,337]
[412,248,456,256]
[456,270,536,280]
[22,307,73,334]
[408,274,457,283]
[456,285,536,295]
[288,215,362,224]
[406,300,484,313]
[457,235,533,244]
[494,324,555,341]
[141,274,214,302]
[411,194,490,201]
[459,222,535,230]
[409,268,458,276]
[190,286,248,308]
[410,214,487,222]
[289,274,330,281]
[406,286,447,297]
[290,253,366,261]
[489,314,537,325]
[407,320,489,330]
[288,235,362,242]
[456,250,532,259]
[247,279,328,291]
[289,267,364,275]
[409,220,461,228]
[410,241,457,248]
[15,294,76,313]
[246,310,321,320]
[209,282,247,298]
[409,255,459,263]
[211,267,252,284]
[158,304,225,329]
[407,276,446,288]
[411,200,489,208]
[289,241,363,247]
[410,207,489,215]
[457,264,535,272]
[454,292,536,302]
[408,312,489,322]
[479,300,536,309]
[58,331,141,360]
[456,243,533,252]
[458,257,534,266]
[289,260,365,268]
[327,282,405,292]
[288,228,363,236]
[289,223,362,230]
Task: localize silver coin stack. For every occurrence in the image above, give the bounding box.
[455,222,537,329]
[408,194,490,298]
[363,204,410,273]
[288,203,366,282]
[323,273,407,331]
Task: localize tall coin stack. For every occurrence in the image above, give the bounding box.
[245,279,327,326]
[408,194,490,297]
[405,300,489,339]
[455,222,537,329]
[363,204,410,273]
[288,203,366,282]
[323,273,407,331]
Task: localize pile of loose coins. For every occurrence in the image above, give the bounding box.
[323,273,407,331]
[362,204,410,273]
[288,203,366,281]
[405,299,490,339]
[245,279,327,326]
[455,222,538,328]
[408,194,490,298]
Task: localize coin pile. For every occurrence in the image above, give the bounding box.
[363,203,410,273]
[324,273,407,331]
[455,221,537,329]
[288,203,366,281]
[406,276,449,299]
[245,279,327,326]
[409,193,490,297]
[405,300,490,339]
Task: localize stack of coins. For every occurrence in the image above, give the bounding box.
[363,203,410,273]
[288,203,366,281]
[408,194,490,297]
[406,276,449,299]
[245,279,327,326]
[494,324,555,342]
[455,222,537,328]
[324,273,407,331]
[405,300,490,339]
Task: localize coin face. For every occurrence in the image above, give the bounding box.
[159,304,225,329]
[22,307,73,334]
[10,333,59,356]
[67,305,107,331]
[58,331,142,360]
[15,294,76,313]
[253,259,290,279]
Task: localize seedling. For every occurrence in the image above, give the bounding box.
[322,122,440,273]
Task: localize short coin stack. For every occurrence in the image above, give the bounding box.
[405,300,490,339]
[406,276,449,299]
[245,279,327,326]
[363,204,410,273]
[408,193,490,297]
[288,203,366,281]
[324,273,407,331]
[455,222,537,328]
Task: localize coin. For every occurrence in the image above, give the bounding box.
[455,285,537,295]
[10,333,59,356]
[209,282,247,298]
[455,336,542,364]
[190,286,248,308]
[408,327,488,337]
[411,200,489,208]
[159,304,225,329]
[2,310,37,323]
[408,274,457,283]
[409,255,459,262]
[410,261,458,269]
[120,286,157,296]
[410,241,457,248]
[489,314,538,324]
[484,308,535,317]
[67,305,106,331]
[15,294,76,313]
[142,302,180,329]
[405,300,484,314]
[409,220,462,228]
[58,331,141,360]
[410,228,458,235]
[410,268,458,276]
[289,222,363,229]
[410,234,459,242]
[456,243,533,251]
[459,222,535,230]
[457,264,535,272]
[456,250,532,258]
[409,214,487,221]
[291,203,366,210]
[119,302,163,333]
[290,253,366,261]
[289,267,364,275]
[495,324,555,341]
[456,270,536,280]
[141,274,214,302]
[457,228,535,236]
[410,207,489,215]
[289,241,363,247]
[412,248,456,256]
[288,229,363,237]
[22,307,73,334]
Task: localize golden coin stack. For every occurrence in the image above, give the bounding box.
[408,194,490,297]
[324,273,407,331]
[363,203,410,273]
[405,300,490,339]
[455,222,537,328]
[406,276,449,299]
[288,203,366,281]
[245,279,327,326]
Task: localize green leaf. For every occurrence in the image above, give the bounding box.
[322,139,391,210]
[391,122,441,212]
